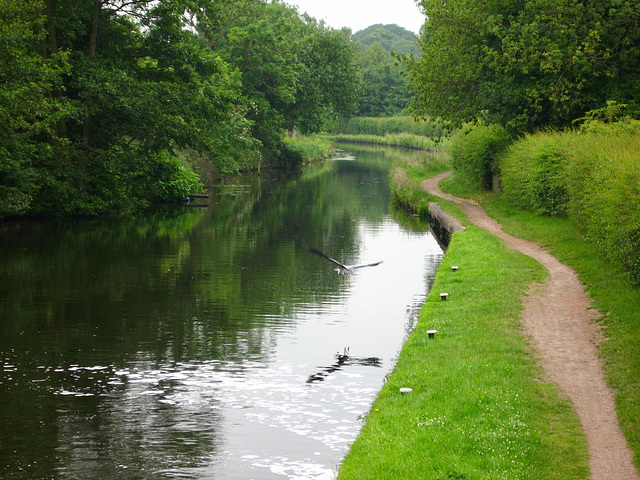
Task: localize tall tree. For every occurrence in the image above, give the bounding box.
[353,24,416,117]
[408,0,640,133]
[1,0,363,218]
[3,0,254,216]
[202,1,360,154]
[288,19,361,132]
[0,0,71,217]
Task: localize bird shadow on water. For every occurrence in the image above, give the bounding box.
[306,348,383,383]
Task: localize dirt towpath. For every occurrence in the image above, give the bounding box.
[422,172,639,480]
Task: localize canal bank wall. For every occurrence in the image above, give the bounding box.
[427,201,465,249]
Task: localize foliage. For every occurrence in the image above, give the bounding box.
[209,1,360,157]
[449,124,511,191]
[332,133,440,151]
[564,122,640,283]
[498,134,570,216]
[0,0,362,218]
[498,119,640,282]
[407,0,640,133]
[282,135,334,163]
[352,24,418,56]
[353,24,416,116]
[389,148,451,218]
[292,21,361,132]
[330,116,446,137]
[0,0,72,217]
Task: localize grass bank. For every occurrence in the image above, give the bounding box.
[337,159,590,479]
[389,147,462,220]
[327,132,441,151]
[283,134,336,163]
[440,115,640,469]
[443,176,640,472]
[338,226,588,480]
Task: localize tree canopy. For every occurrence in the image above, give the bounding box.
[0,0,361,218]
[408,0,640,133]
[353,24,418,56]
[353,24,417,116]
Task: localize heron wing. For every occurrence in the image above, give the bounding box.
[349,261,383,270]
[306,246,347,269]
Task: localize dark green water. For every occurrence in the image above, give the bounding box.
[0,145,443,479]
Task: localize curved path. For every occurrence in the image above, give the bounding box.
[422,172,639,480]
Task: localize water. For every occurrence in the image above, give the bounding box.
[0,145,443,480]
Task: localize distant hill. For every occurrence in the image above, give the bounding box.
[353,24,417,56]
[352,24,417,117]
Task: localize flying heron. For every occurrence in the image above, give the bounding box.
[307,246,383,277]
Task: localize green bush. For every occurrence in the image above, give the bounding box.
[450,124,511,190]
[499,119,640,283]
[282,134,333,162]
[270,141,304,169]
[143,151,201,203]
[564,125,640,283]
[26,147,202,216]
[499,133,571,215]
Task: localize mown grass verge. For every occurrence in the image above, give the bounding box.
[445,181,640,473]
[337,223,589,479]
[338,156,590,479]
[441,117,640,470]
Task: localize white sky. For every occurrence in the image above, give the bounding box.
[290,0,425,34]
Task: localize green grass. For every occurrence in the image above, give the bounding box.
[338,223,589,479]
[329,115,448,138]
[389,147,459,220]
[283,133,335,162]
[328,132,441,150]
[478,194,640,473]
[441,170,640,472]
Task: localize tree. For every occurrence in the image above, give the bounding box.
[408,0,640,133]
[0,0,256,216]
[353,24,416,116]
[356,41,412,116]
[204,1,360,158]
[352,23,418,56]
[288,20,361,133]
[0,0,71,217]
[1,0,363,218]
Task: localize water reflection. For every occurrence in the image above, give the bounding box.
[307,349,382,384]
[0,145,443,479]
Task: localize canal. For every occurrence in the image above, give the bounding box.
[0,145,443,479]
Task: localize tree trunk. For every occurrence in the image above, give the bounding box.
[89,0,100,56]
[42,0,68,139]
[83,1,102,149]
[44,0,58,55]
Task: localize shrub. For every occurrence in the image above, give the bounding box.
[282,134,333,163]
[450,124,511,190]
[499,133,570,216]
[499,119,640,283]
[563,125,640,283]
[143,151,201,203]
